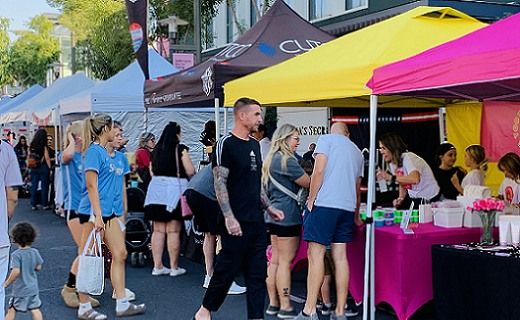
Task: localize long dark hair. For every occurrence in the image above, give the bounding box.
[15,136,28,152]
[30,129,48,156]
[379,132,408,167]
[152,122,181,173]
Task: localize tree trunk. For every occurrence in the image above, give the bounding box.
[227,0,246,35]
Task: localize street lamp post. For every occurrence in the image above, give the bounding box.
[46,62,63,87]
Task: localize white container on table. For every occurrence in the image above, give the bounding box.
[433,207,464,228]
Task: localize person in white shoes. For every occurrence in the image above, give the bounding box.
[185,166,246,295]
[144,122,196,277]
[76,114,145,319]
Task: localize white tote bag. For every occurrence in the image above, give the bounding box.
[77,230,105,296]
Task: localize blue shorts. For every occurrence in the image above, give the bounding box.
[303,205,355,245]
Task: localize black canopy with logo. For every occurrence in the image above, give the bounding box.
[144,0,334,108]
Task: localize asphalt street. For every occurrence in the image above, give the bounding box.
[6,200,435,320]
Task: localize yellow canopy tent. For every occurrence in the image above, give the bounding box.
[223,6,486,107]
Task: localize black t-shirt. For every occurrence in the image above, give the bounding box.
[213,133,262,223]
[433,166,466,200]
[152,144,189,178]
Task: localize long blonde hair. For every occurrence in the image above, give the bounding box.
[465,144,488,172]
[261,124,298,187]
[82,114,113,153]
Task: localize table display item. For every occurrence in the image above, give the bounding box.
[433,207,464,228]
[467,198,505,245]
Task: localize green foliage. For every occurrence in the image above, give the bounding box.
[8,15,60,86]
[0,18,11,89]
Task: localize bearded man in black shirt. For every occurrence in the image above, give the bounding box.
[194,98,284,320]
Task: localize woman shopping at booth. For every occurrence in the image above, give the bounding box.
[376,133,440,209]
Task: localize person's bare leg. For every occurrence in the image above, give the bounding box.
[276,236,299,311]
[194,306,211,320]
[104,219,128,299]
[203,233,217,276]
[266,235,279,308]
[321,274,332,306]
[166,220,182,269]
[30,308,43,320]
[302,242,326,315]
[151,222,166,269]
[5,307,15,320]
[331,243,349,316]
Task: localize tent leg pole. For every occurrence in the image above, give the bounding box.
[214,98,220,140]
[363,95,379,320]
[438,107,446,142]
[223,106,228,134]
[145,107,149,132]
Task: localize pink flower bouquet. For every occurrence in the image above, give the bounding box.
[468,198,506,244]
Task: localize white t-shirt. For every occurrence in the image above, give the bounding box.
[461,169,485,189]
[499,177,519,204]
[313,134,363,211]
[0,141,23,247]
[259,137,271,161]
[390,152,440,200]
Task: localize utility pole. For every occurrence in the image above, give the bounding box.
[194,0,201,64]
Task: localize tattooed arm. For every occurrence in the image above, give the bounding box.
[214,166,242,236]
[261,186,284,221]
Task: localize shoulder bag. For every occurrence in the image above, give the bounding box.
[268,172,307,211]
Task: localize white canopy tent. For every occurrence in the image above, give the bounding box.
[0,73,94,125]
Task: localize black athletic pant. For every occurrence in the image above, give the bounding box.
[203,221,267,319]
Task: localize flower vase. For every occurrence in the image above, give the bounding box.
[478,211,497,245]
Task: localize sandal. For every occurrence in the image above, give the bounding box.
[78,309,107,320]
[116,303,146,317]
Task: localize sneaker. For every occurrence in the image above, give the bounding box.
[31,206,38,211]
[202,275,211,289]
[277,309,297,319]
[320,304,333,316]
[331,311,347,320]
[169,267,187,277]
[115,303,146,317]
[61,284,79,308]
[227,281,246,295]
[295,311,319,320]
[151,267,171,276]
[345,304,359,317]
[266,305,280,316]
[112,288,136,301]
[78,309,107,320]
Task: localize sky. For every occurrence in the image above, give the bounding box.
[0,0,59,39]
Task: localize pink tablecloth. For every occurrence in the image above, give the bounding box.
[292,223,483,320]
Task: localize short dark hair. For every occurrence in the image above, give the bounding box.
[113,120,123,129]
[257,124,266,133]
[11,222,37,247]
[233,97,261,115]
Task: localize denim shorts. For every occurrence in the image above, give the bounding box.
[303,205,354,246]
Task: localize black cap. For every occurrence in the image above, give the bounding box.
[436,142,456,156]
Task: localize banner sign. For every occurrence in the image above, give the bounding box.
[125,0,149,80]
[481,101,520,161]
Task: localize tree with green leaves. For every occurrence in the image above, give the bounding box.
[0,18,11,94]
[8,15,60,86]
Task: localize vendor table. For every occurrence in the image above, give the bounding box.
[432,245,520,320]
[292,223,483,320]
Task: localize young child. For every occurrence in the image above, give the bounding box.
[4,222,43,320]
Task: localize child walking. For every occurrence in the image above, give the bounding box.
[4,222,44,320]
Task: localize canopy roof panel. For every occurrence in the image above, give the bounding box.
[144,0,334,108]
[368,11,520,101]
[223,6,486,107]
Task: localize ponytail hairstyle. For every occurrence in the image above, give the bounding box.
[64,121,83,149]
[82,114,113,153]
[379,132,408,167]
[261,124,298,187]
[498,152,520,181]
[465,144,488,172]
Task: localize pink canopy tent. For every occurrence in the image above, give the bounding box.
[367,12,520,100]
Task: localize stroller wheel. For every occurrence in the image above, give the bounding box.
[138,252,146,267]
[130,252,138,267]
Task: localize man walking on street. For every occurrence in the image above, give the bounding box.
[0,140,23,320]
[297,123,363,320]
[194,98,283,320]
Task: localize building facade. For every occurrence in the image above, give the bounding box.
[202,0,520,57]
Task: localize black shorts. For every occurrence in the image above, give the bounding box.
[67,209,79,221]
[184,189,221,235]
[267,223,301,238]
[78,213,119,224]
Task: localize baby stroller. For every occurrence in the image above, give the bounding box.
[125,187,151,267]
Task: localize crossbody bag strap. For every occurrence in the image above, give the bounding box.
[268,172,298,201]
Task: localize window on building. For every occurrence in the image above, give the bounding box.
[250,0,263,25]
[346,0,367,11]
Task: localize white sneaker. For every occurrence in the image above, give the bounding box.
[203,275,211,289]
[152,267,171,276]
[227,281,246,295]
[111,288,136,301]
[169,267,187,277]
